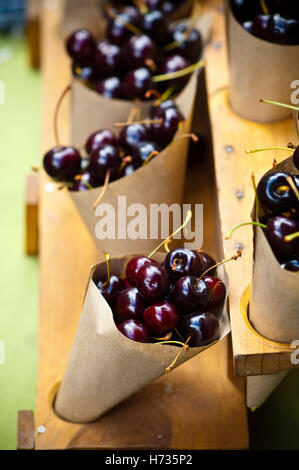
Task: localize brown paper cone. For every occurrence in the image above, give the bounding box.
[70,13,211,146]
[250,157,299,343]
[226,1,299,123]
[246,371,288,410]
[68,109,191,256]
[55,252,231,423]
[62,0,107,38]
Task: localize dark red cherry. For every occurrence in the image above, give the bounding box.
[171,25,202,61]
[266,14,299,45]
[230,0,261,24]
[116,287,148,322]
[132,140,161,167]
[126,256,159,286]
[85,129,117,155]
[165,248,202,280]
[136,263,169,301]
[72,63,98,84]
[151,106,184,146]
[198,251,217,275]
[281,258,299,272]
[142,10,169,44]
[162,1,176,16]
[43,146,81,182]
[203,275,226,308]
[93,40,122,76]
[69,171,102,191]
[266,216,299,260]
[66,29,96,64]
[143,301,180,336]
[96,275,125,310]
[117,319,151,343]
[293,147,299,170]
[158,54,190,89]
[119,161,137,177]
[89,145,121,181]
[124,34,157,69]
[257,172,298,213]
[146,0,163,11]
[180,311,220,347]
[150,99,178,119]
[123,67,154,100]
[123,278,132,288]
[95,76,124,99]
[107,10,140,46]
[171,276,211,313]
[118,123,151,153]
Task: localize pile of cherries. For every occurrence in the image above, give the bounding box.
[95,247,226,346]
[109,0,191,17]
[42,99,184,190]
[66,3,202,100]
[231,0,299,44]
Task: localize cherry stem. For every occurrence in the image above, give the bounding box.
[54,84,71,147]
[148,210,192,258]
[225,221,267,240]
[286,176,299,202]
[157,340,189,347]
[154,85,175,106]
[153,60,204,83]
[102,252,111,287]
[93,169,111,209]
[163,1,203,51]
[260,0,269,14]
[165,336,191,374]
[196,250,242,286]
[74,174,94,189]
[153,332,172,341]
[163,239,172,253]
[174,328,184,341]
[114,119,162,128]
[31,166,41,172]
[171,258,182,271]
[142,150,160,166]
[127,107,139,124]
[106,7,142,35]
[245,147,293,154]
[118,156,132,176]
[145,58,157,72]
[145,89,161,100]
[285,231,299,243]
[133,0,148,14]
[175,133,198,143]
[260,99,299,113]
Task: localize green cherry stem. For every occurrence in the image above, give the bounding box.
[286,176,299,202]
[225,221,267,240]
[153,60,204,83]
[245,147,294,154]
[102,252,111,287]
[285,231,299,243]
[195,250,242,287]
[260,0,269,14]
[260,99,299,113]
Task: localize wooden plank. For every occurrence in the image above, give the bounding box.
[204,0,298,376]
[17,411,35,450]
[26,0,41,69]
[35,0,248,450]
[25,173,39,255]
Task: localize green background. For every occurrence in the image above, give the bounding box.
[0,33,298,450]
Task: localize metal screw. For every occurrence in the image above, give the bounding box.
[236,242,245,251]
[225,145,234,154]
[236,190,245,200]
[37,426,46,434]
[212,41,222,50]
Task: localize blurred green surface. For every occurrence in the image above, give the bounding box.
[0,33,40,450]
[0,34,298,451]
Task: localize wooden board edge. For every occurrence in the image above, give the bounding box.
[17,411,35,450]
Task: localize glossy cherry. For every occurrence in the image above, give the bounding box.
[257,171,298,212]
[203,275,226,308]
[118,123,151,153]
[198,251,217,275]
[293,147,299,170]
[69,171,102,191]
[142,10,169,44]
[124,34,157,69]
[136,263,169,301]
[89,145,121,181]
[117,319,151,343]
[171,25,202,61]
[164,248,202,280]
[66,29,96,64]
[171,276,211,313]
[266,215,299,260]
[126,256,159,286]
[96,275,125,310]
[281,258,299,272]
[151,106,184,145]
[123,67,154,100]
[93,40,122,76]
[150,99,178,119]
[116,287,148,322]
[180,311,220,347]
[72,63,98,84]
[43,146,81,182]
[107,9,141,46]
[95,76,123,99]
[230,0,262,24]
[158,54,190,89]
[85,129,118,154]
[143,301,180,336]
[132,140,161,167]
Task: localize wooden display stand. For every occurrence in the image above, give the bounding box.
[21,0,299,450]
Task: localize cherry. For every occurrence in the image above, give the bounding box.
[136,263,169,301]
[85,129,117,155]
[180,311,220,347]
[117,319,151,343]
[146,0,163,10]
[171,276,211,313]
[93,40,122,76]
[119,161,136,177]
[118,123,151,153]
[123,67,154,100]
[107,10,141,46]
[293,147,299,170]
[96,274,125,310]
[123,278,132,288]
[170,25,202,62]
[43,146,81,182]
[126,256,159,286]
[158,54,190,89]
[244,14,270,40]
[281,258,299,272]
[143,301,180,336]
[95,76,124,99]
[124,34,157,69]
[203,276,226,308]
[72,63,98,84]
[89,145,121,182]
[151,106,184,146]
[116,287,148,322]
[230,0,262,24]
[69,171,102,191]
[198,251,217,275]
[164,248,202,280]
[162,1,176,16]
[131,140,161,167]
[150,99,178,118]
[66,29,96,64]
[266,215,299,261]
[257,171,298,213]
[266,14,299,45]
[142,10,169,44]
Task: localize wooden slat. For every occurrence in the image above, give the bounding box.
[204,0,298,376]
[35,0,248,450]
[25,173,39,255]
[17,411,35,450]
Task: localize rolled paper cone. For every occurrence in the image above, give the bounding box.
[70,13,212,146]
[62,0,106,38]
[250,156,299,343]
[55,253,231,423]
[226,1,299,123]
[68,109,191,256]
[246,371,289,410]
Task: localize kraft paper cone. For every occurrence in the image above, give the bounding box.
[70,13,212,146]
[250,157,299,343]
[226,2,299,123]
[68,109,191,256]
[55,252,231,423]
[246,371,288,410]
[62,0,106,38]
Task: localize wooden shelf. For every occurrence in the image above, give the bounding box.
[32,0,249,450]
[204,1,299,376]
